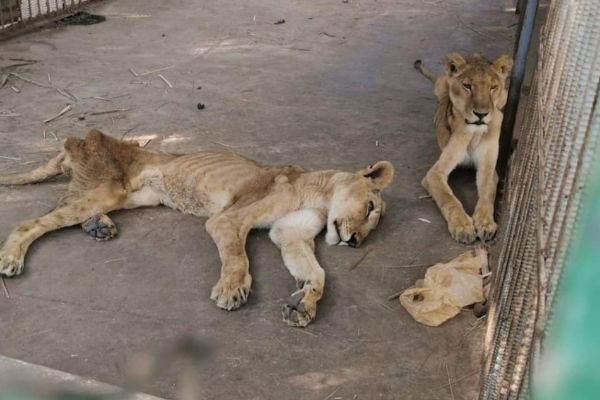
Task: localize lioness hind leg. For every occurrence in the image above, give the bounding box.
[205,213,253,311]
[269,209,326,327]
[0,184,126,277]
[82,214,118,241]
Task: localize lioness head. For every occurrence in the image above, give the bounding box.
[443,53,513,128]
[326,161,394,247]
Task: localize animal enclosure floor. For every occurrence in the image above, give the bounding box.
[0,0,515,398]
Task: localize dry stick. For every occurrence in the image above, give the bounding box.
[109,93,131,99]
[89,108,130,116]
[91,93,130,102]
[60,88,78,102]
[444,361,455,400]
[129,68,139,77]
[0,113,20,117]
[10,86,20,93]
[418,194,432,199]
[137,65,175,76]
[434,370,478,390]
[387,289,404,301]
[349,247,372,270]
[8,72,49,88]
[324,387,340,400]
[209,140,236,149]
[0,61,38,70]
[9,73,76,101]
[382,262,430,269]
[8,58,39,62]
[121,123,141,140]
[103,257,128,265]
[158,74,173,88]
[92,96,112,102]
[0,155,21,161]
[49,131,58,141]
[44,105,72,124]
[1,277,9,298]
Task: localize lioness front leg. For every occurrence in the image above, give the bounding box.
[0,185,125,277]
[473,156,499,241]
[205,185,297,311]
[269,209,326,327]
[423,131,476,244]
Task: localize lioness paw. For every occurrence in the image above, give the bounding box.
[82,215,118,241]
[210,273,252,311]
[447,213,476,244]
[0,250,25,277]
[282,286,317,328]
[474,212,497,242]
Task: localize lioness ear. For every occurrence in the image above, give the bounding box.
[443,53,466,76]
[492,55,513,79]
[359,161,394,190]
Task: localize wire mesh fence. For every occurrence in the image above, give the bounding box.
[480,0,600,398]
[0,0,85,36]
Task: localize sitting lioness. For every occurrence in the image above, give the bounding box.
[0,130,394,327]
[414,53,512,243]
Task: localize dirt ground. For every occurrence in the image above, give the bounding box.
[0,0,515,398]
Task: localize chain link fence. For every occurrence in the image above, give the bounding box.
[480,0,600,397]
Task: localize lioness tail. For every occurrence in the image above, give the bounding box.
[0,151,65,185]
[414,59,436,83]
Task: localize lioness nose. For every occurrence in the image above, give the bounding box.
[474,111,489,120]
[347,233,358,248]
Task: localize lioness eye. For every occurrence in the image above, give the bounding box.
[367,201,374,215]
[491,85,498,91]
[463,83,472,91]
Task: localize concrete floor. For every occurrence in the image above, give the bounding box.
[0,0,515,398]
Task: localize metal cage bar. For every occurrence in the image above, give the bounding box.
[0,0,91,36]
[481,0,600,397]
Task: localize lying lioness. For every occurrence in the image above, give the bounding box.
[0,130,394,327]
[414,53,512,243]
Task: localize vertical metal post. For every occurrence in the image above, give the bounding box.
[497,0,540,181]
[0,3,5,29]
[7,0,14,25]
